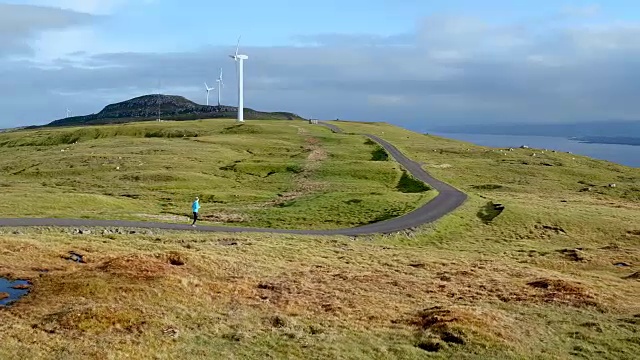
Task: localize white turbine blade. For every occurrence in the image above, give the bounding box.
[235,36,241,57]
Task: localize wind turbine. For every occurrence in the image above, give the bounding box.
[215,68,224,106]
[204,82,215,106]
[229,36,248,122]
[66,108,72,118]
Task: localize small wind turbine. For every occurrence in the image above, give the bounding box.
[66,108,72,118]
[204,82,215,106]
[215,68,224,106]
[230,36,248,123]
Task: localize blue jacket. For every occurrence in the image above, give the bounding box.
[192,200,200,212]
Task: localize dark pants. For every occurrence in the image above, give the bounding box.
[192,212,198,225]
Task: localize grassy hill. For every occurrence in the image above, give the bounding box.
[44,95,303,128]
[0,120,432,229]
[0,120,639,359]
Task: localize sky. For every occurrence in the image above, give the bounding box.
[2,0,640,129]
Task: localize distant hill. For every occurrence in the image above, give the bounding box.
[44,94,303,127]
[429,120,640,138]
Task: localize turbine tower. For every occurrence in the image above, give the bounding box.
[215,68,224,106]
[230,36,248,123]
[205,82,215,106]
[66,108,72,118]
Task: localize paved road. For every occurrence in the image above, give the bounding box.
[0,123,467,236]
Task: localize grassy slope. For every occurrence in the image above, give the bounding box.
[0,120,639,359]
[0,120,433,229]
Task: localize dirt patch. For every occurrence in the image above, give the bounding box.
[625,272,640,280]
[0,292,8,300]
[266,315,288,328]
[557,248,589,262]
[307,148,327,162]
[161,251,186,266]
[260,135,327,207]
[409,306,466,331]
[63,251,86,263]
[527,278,598,307]
[95,254,182,280]
[218,238,242,246]
[200,212,246,223]
[406,306,514,352]
[426,163,452,169]
[537,224,567,235]
[257,281,289,293]
[139,213,190,222]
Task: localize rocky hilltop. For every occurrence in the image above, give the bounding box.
[45,94,303,127]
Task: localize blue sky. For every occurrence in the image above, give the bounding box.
[2,1,640,128]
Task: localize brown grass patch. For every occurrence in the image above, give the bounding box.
[35,304,147,335]
[160,251,187,266]
[217,258,612,327]
[0,292,8,300]
[404,305,520,352]
[527,278,598,307]
[95,253,184,280]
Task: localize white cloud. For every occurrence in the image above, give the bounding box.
[3,11,640,128]
[0,3,95,57]
[25,0,155,14]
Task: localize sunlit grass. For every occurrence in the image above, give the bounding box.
[0,119,638,359]
[0,120,434,229]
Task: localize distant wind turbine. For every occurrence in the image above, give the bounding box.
[230,36,248,123]
[66,108,72,118]
[204,82,215,106]
[215,68,224,106]
[157,79,162,121]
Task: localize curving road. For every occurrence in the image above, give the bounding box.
[0,123,467,236]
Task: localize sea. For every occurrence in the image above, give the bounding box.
[430,133,640,168]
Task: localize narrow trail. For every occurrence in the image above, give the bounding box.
[0,123,467,236]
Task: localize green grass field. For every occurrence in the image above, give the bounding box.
[0,119,639,359]
[0,120,434,229]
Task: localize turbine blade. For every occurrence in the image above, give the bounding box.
[235,36,241,57]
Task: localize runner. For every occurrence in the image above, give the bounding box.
[191,197,200,227]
